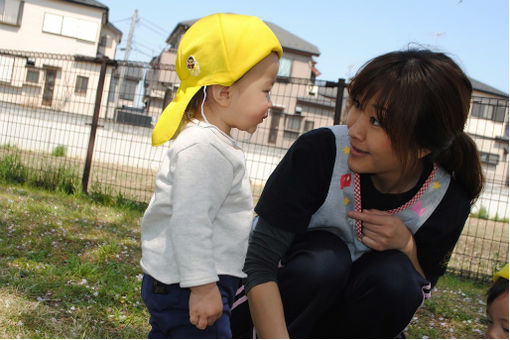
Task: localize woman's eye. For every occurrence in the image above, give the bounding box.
[369,116,380,126]
[353,99,361,109]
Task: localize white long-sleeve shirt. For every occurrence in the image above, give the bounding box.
[140,120,253,288]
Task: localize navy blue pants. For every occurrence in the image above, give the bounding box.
[231,230,429,338]
[141,274,240,338]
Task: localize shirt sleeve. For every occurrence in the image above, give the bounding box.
[414,180,471,287]
[168,142,234,288]
[255,128,337,233]
[242,216,295,293]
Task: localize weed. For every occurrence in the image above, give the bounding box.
[51,145,66,157]
[470,205,508,222]
[0,153,28,184]
[28,165,80,194]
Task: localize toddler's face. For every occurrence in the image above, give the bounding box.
[487,291,509,339]
[226,53,279,134]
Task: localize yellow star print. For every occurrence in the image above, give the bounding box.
[432,181,441,189]
[343,146,350,155]
[344,197,349,205]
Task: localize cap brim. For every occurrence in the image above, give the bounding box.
[152,85,202,146]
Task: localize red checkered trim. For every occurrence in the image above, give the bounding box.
[353,173,363,239]
[387,163,437,214]
[352,164,437,239]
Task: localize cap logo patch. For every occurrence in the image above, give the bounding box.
[186,55,200,76]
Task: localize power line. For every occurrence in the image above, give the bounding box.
[133,40,156,52]
[139,17,170,35]
[138,21,168,37]
[132,47,153,58]
[111,17,132,24]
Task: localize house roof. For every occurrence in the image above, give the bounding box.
[469,77,508,97]
[62,0,109,11]
[166,17,320,56]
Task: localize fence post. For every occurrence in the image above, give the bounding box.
[82,57,108,194]
[333,78,346,125]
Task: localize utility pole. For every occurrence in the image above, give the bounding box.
[111,9,138,121]
[124,9,138,61]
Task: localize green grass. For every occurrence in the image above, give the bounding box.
[406,274,488,338]
[0,181,492,338]
[0,182,149,338]
[51,145,67,157]
[471,205,509,222]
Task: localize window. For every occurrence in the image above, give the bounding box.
[43,12,98,42]
[0,0,22,26]
[480,152,499,165]
[0,55,14,83]
[304,120,314,132]
[285,115,302,131]
[277,57,292,77]
[268,109,282,144]
[471,101,507,123]
[99,36,107,47]
[26,69,40,83]
[75,76,88,94]
[494,105,506,123]
[283,131,299,139]
[120,79,138,101]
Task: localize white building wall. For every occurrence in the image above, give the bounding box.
[0,0,103,57]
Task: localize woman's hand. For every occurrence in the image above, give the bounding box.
[347,209,426,278]
[347,209,412,252]
[189,282,223,330]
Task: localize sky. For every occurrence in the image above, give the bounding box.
[101,0,509,93]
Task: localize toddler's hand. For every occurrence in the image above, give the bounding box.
[189,282,223,330]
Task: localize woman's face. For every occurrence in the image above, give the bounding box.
[346,97,405,187]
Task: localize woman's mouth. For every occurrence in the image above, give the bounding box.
[350,145,368,156]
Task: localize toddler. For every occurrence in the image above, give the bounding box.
[140,13,282,338]
[487,263,509,338]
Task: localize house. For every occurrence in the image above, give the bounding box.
[144,16,508,187]
[144,17,333,148]
[0,0,136,120]
[465,78,509,186]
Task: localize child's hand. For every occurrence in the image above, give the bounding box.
[189,282,223,330]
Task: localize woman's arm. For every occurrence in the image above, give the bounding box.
[242,217,295,338]
[247,282,289,338]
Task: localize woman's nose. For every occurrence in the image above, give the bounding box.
[347,114,365,141]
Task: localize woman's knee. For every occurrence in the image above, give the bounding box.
[279,231,352,288]
[356,250,424,302]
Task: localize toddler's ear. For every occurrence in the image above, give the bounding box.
[209,85,232,107]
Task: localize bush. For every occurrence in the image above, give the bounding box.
[52,145,67,157]
[28,165,80,194]
[0,153,28,184]
[471,205,489,220]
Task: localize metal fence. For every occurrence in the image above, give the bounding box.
[0,49,507,281]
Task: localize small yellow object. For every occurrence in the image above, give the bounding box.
[151,13,283,146]
[344,197,349,205]
[343,146,350,155]
[494,263,509,282]
[432,181,441,189]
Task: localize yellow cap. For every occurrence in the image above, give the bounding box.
[494,263,509,282]
[152,13,283,146]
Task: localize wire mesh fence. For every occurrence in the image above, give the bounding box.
[0,49,507,281]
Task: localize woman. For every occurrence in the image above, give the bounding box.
[230,49,484,338]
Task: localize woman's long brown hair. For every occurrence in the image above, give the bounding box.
[347,49,483,203]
